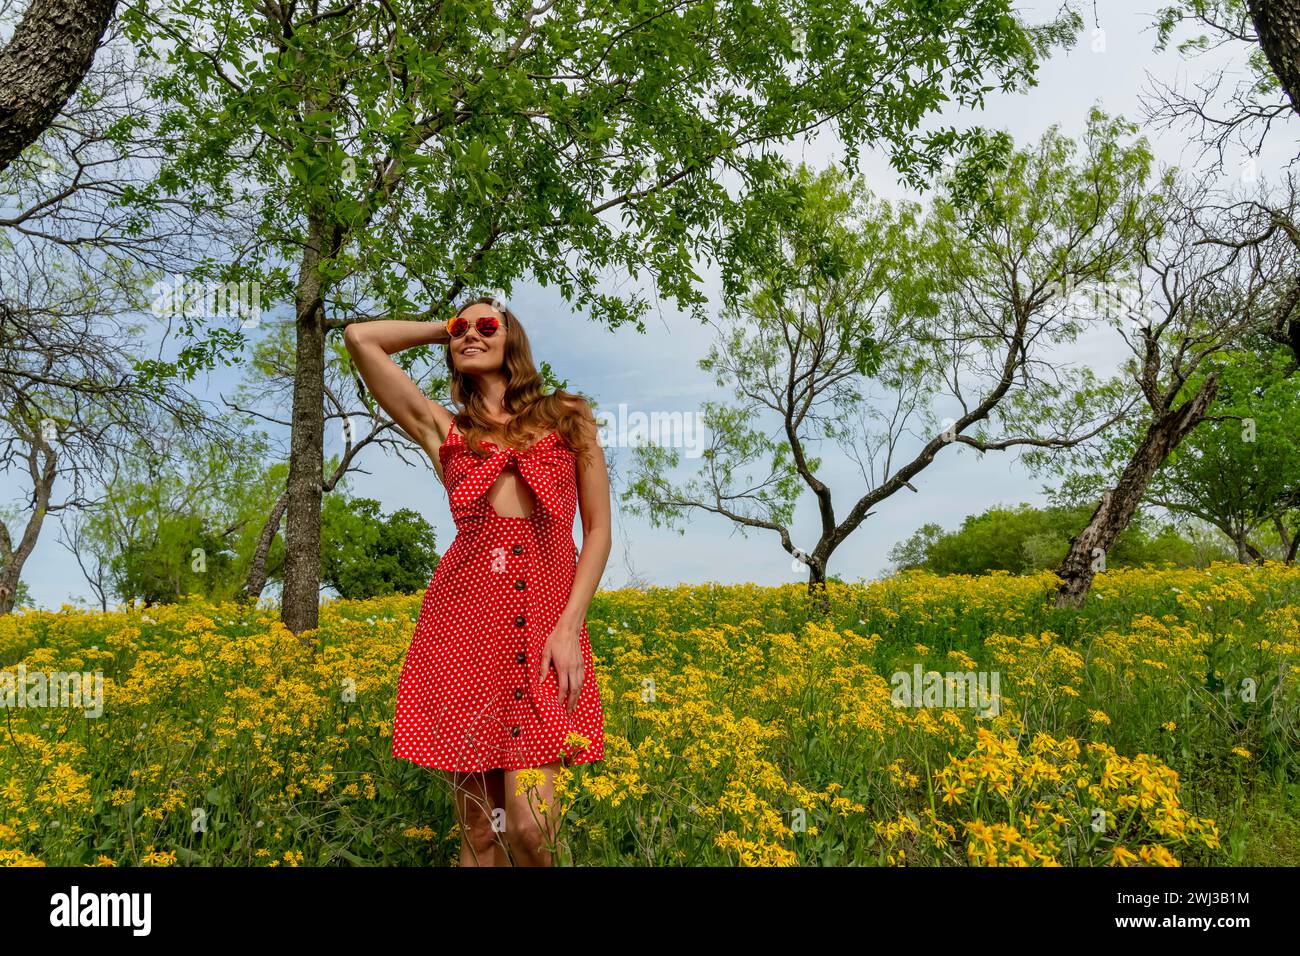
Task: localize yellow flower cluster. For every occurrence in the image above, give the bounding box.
[883,729,1222,866]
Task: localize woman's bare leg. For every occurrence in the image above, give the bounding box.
[446,769,507,866]
[502,760,564,867]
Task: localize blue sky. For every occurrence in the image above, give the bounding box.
[13,1,1298,609]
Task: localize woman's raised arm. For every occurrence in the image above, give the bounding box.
[343,319,452,461]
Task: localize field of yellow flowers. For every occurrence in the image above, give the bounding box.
[2,563,1298,867]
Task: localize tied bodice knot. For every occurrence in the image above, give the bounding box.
[446,431,565,518]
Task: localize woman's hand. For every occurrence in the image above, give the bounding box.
[539,613,584,714]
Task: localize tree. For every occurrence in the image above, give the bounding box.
[1036,174,1294,607]
[1244,0,1300,122]
[1,17,243,282]
[887,522,945,572]
[110,513,245,606]
[889,502,1222,575]
[67,422,283,608]
[0,16,263,613]
[0,502,35,608]
[320,494,437,600]
[622,110,1155,604]
[1148,0,1299,163]
[116,0,1083,634]
[0,253,237,613]
[1147,1,1300,368]
[0,0,119,170]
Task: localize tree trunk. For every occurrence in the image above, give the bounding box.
[281,215,331,637]
[1055,376,1220,609]
[1229,534,1268,564]
[242,488,288,603]
[0,414,58,613]
[0,0,119,171]
[1245,3,1300,372]
[805,571,831,617]
[1277,514,1300,564]
[1247,0,1300,121]
[0,485,53,614]
[801,548,832,617]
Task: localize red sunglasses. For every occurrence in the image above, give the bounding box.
[447,313,502,339]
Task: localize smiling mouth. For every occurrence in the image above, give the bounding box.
[462,347,484,355]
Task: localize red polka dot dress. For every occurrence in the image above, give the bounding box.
[392,423,605,773]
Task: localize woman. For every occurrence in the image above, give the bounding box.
[343,295,610,867]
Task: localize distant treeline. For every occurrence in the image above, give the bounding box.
[890,503,1232,576]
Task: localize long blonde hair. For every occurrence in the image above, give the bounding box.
[444,295,597,467]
